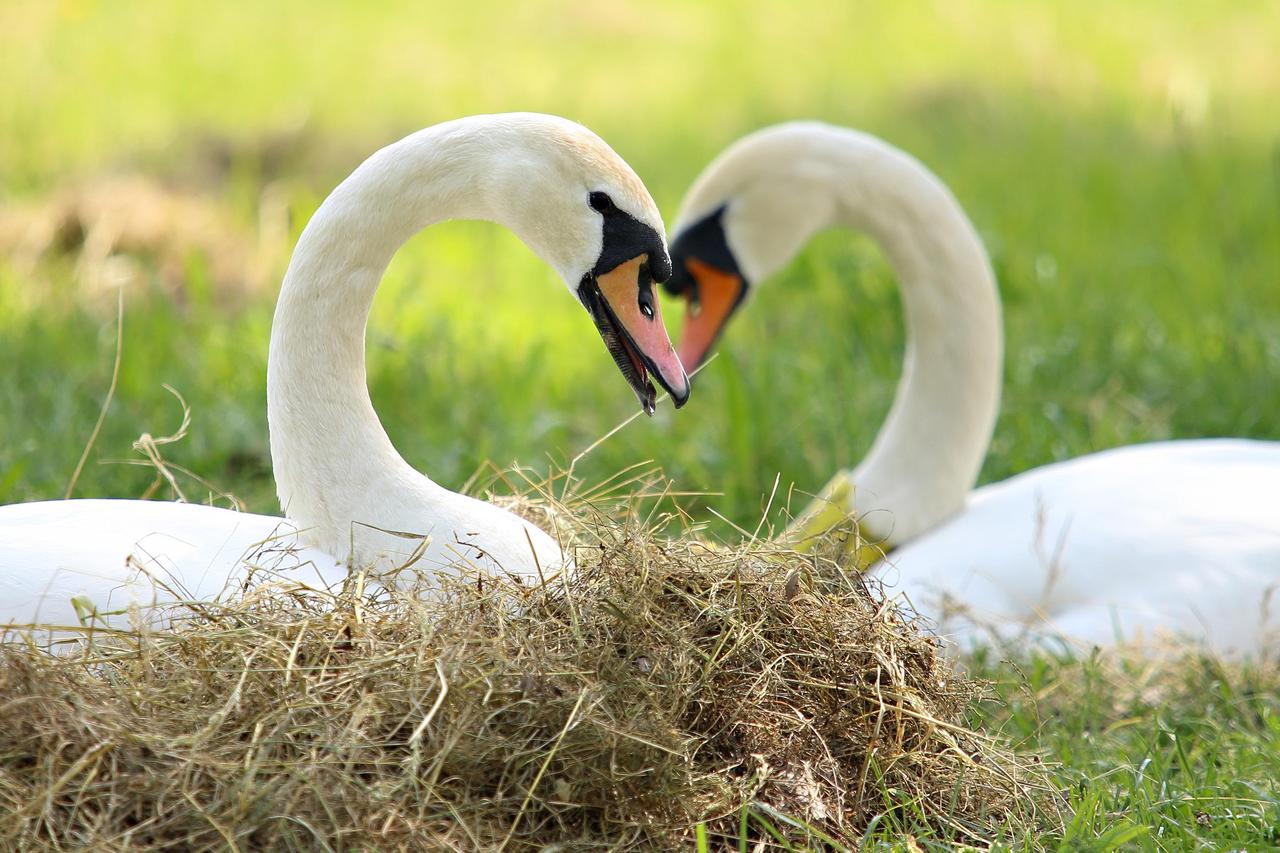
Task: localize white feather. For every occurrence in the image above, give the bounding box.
[676,123,1280,654]
[3,114,670,633]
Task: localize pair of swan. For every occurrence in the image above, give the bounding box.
[1,114,690,632]
[664,122,1280,654]
[4,115,1274,656]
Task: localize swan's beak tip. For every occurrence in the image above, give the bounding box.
[669,373,691,408]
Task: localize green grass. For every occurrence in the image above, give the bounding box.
[2,1,1279,847]
[971,651,1280,851]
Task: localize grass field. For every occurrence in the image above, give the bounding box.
[3,0,1279,847]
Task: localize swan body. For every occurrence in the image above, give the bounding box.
[665,122,1280,654]
[0,500,346,632]
[3,113,690,634]
[887,440,1280,653]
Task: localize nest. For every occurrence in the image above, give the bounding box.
[0,492,1047,850]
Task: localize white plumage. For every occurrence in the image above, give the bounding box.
[0,500,345,632]
[888,440,1280,653]
[669,122,1280,654]
[2,113,684,634]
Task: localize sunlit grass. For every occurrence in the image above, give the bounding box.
[2,1,1279,848]
[972,650,1280,850]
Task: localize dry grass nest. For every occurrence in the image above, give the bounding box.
[1,488,1051,850]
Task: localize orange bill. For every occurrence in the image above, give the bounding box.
[676,257,745,371]
[583,255,690,414]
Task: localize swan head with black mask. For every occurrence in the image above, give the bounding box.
[465,115,691,413]
[268,113,695,573]
[657,121,1000,560]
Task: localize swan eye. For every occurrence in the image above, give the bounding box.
[589,191,615,213]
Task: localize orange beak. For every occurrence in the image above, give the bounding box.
[676,258,746,372]
[582,255,690,414]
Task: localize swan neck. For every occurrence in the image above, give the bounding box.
[831,135,1002,543]
[266,126,493,549]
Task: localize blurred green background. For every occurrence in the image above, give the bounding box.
[5,3,1280,844]
[2,0,1278,532]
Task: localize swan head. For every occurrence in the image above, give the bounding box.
[662,204,750,373]
[662,122,840,371]
[575,190,689,414]
[476,114,690,413]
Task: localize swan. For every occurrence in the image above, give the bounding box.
[662,122,1280,654]
[1,113,690,635]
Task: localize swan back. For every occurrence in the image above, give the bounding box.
[887,440,1280,654]
[0,500,346,636]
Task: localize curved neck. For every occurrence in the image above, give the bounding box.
[835,134,1001,543]
[707,125,1001,544]
[267,121,523,538]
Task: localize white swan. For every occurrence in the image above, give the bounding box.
[663,122,1280,654]
[1,113,690,634]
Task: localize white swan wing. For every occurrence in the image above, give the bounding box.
[0,499,347,633]
[883,440,1280,653]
